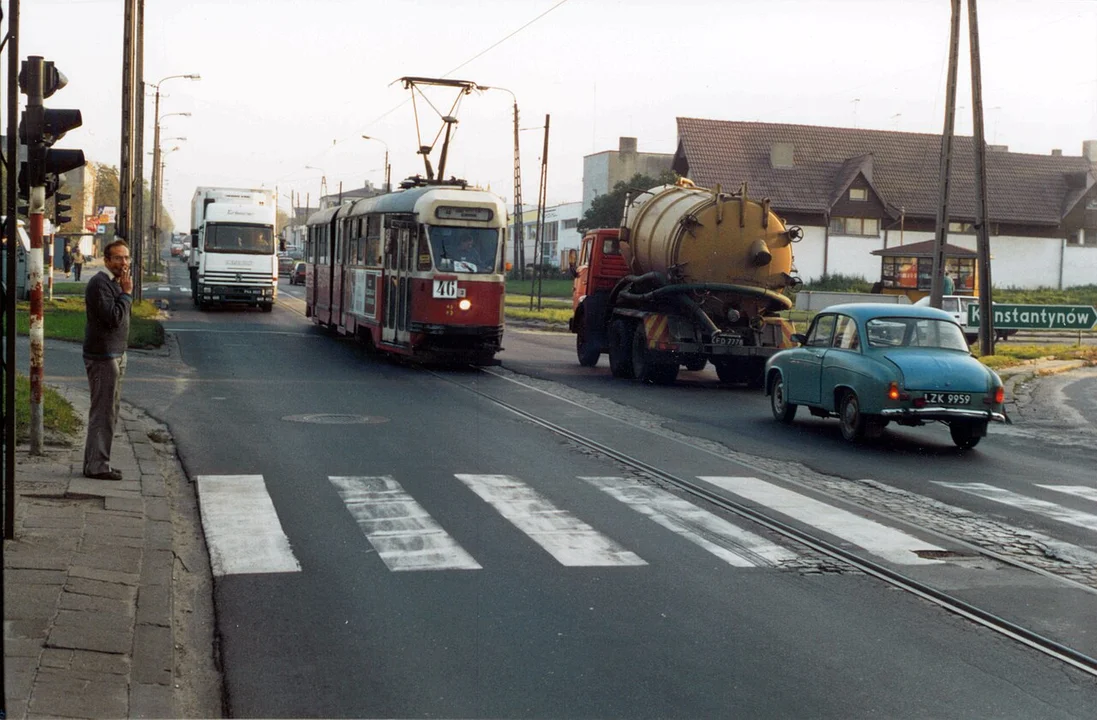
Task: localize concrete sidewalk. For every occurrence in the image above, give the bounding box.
[3,386,220,719]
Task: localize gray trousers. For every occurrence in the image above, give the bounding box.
[83,354,127,475]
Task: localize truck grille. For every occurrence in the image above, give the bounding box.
[203,270,274,285]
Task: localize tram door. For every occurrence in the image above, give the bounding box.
[381,224,413,345]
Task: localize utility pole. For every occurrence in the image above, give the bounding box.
[968,0,995,356]
[929,0,961,310]
[5,0,21,549]
[118,0,135,242]
[512,98,525,279]
[132,0,145,299]
[530,114,549,311]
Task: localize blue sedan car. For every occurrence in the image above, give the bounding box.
[764,303,1007,448]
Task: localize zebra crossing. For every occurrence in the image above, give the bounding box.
[196,471,981,577]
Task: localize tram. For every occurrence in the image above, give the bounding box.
[303,178,509,364]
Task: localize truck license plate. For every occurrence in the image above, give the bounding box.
[433,280,458,299]
[712,334,744,346]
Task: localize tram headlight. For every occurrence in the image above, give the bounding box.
[458,299,472,311]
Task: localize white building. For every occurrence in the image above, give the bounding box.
[516,201,583,269]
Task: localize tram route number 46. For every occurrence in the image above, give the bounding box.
[433,279,464,299]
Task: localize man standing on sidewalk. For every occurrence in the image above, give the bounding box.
[82,239,133,481]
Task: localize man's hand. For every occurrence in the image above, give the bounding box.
[119,268,134,295]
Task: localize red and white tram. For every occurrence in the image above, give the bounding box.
[303,180,508,364]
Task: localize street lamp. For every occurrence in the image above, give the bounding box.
[150,73,199,277]
[361,135,391,193]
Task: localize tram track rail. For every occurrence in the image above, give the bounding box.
[430,364,1097,680]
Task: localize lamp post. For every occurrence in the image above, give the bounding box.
[150,73,199,281]
[361,136,390,193]
[150,138,184,273]
[480,85,524,276]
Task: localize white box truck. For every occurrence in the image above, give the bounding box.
[189,187,277,311]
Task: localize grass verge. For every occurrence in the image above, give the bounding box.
[16,298,165,348]
[15,374,83,444]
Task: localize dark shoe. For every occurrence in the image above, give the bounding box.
[84,469,123,481]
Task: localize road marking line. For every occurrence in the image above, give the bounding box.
[581,476,798,567]
[455,474,647,567]
[1038,485,1097,504]
[939,482,1097,531]
[701,476,946,565]
[330,476,481,571]
[196,475,301,576]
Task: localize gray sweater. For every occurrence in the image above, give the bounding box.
[83,271,132,358]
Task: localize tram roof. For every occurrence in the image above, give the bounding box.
[305,183,505,226]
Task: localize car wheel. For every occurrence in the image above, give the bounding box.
[576,314,601,367]
[770,374,797,423]
[608,319,634,379]
[838,391,865,442]
[949,420,984,449]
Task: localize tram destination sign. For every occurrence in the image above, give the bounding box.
[967,303,1097,330]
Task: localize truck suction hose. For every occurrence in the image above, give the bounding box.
[616,283,793,339]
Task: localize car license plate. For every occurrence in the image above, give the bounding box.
[924,392,971,405]
[712,334,743,346]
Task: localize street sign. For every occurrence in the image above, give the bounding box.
[967,303,1097,330]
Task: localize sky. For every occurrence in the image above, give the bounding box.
[16,0,1097,231]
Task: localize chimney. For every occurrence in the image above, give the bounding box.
[770,143,794,168]
[619,137,637,154]
[1051,149,1062,156]
[1083,140,1097,162]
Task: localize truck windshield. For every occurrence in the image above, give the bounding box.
[428,226,499,274]
[206,224,274,254]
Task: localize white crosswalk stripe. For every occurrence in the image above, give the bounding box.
[581,476,798,567]
[330,476,481,571]
[1039,485,1097,504]
[455,474,647,567]
[701,476,947,565]
[196,475,301,576]
[937,482,1097,531]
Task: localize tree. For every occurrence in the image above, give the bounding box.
[577,170,679,234]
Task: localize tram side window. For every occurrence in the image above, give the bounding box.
[385,228,398,270]
[417,227,432,271]
[366,215,382,265]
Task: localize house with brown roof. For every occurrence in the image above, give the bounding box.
[673,118,1097,289]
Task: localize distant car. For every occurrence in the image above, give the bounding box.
[170,242,183,257]
[913,295,1017,343]
[278,254,296,277]
[181,247,191,262]
[290,261,306,286]
[764,303,1007,449]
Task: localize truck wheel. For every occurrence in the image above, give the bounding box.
[608,319,634,379]
[714,360,741,384]
[575,314,600,367]
[632,323,678,385]
[683,358,707,372]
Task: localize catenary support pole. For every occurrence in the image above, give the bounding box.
[929,0,961,310]
[132,0,145,299]
[118,0,135,241]
[968,0,995,356]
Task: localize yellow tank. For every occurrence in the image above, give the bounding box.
[621,180,798,295]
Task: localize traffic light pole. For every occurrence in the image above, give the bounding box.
[22,57,46,454]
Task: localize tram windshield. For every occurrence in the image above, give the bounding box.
[429,226,499,273]
[205,224,275,254]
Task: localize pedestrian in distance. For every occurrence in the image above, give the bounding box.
[71,246,84,281]
[82,239,133,481]
[62,241,73,278]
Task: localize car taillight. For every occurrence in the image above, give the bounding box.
[887,381,909,401]
[985,386,1004,404]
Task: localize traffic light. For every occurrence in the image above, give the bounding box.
[18,56,84,201]
[54,191,72,226]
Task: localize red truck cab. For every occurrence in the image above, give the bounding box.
[570,228,631,365]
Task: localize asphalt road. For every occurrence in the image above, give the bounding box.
[33,261,1097,718]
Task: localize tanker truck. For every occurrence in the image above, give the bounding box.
[569,179,802,385]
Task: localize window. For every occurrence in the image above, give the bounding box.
[829,216,879,236]
[849,188,867,201]
[562,218,578,230]
[833,315,860,351]
[948,222,975,233]
[807,315,837,347]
